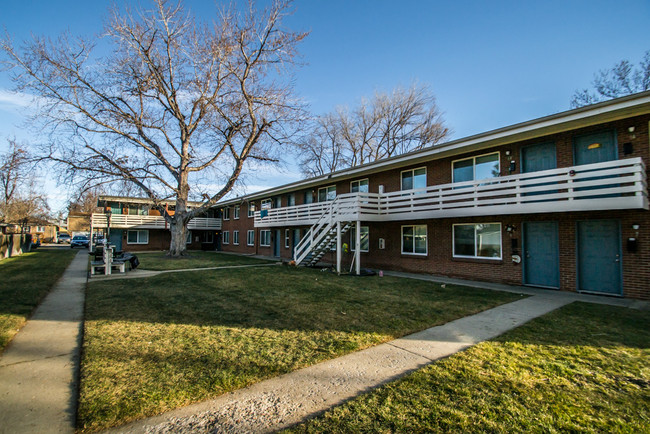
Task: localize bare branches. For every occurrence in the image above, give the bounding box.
[571,50,650,108]
[2,0,307,253]
[296,84,450,177]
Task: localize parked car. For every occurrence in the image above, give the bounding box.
[57,233,71,244]
[70,235,90,248]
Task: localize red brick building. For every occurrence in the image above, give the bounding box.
[218,91,650,300]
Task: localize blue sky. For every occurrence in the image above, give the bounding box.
[1,0,649,209]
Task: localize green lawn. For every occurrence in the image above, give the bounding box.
[135,251,274,270]
[289,302,650,433]
[78,266,521,431]
[0,248,78,352]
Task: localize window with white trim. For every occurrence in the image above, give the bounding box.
[318,185,337,202]
[233,230,239,245]
[127,230,149,244]
[260,230,271,246]
[350,226,369,252]
[223,207,230,220]
[401,168,426,190]
[452,152,500,184]
[261,199,272,210]
[285,229,290,248]
[247,230,255,246]
[453,223,502,259]
[234,205,240,219]
[287,193,296,206]
[248,203,255,217]
[350,179,369,193]
[222,231,230,244]
[401,225,427,255]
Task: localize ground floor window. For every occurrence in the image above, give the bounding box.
[233,230,239,245]
[202,232,214,243]
[222,231,229,244]
[453,223,502,259]
[350,226,369,252]
[402,225,427,255]
[186,231,193,244]
[247,230,255,246]
[260,230,271,246]
[285,229,290,248]
[127,229,149,244]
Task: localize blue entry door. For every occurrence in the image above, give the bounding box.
[109,229,123,251]
[273,229,281,257]
[574,130,617,165]
[522,142,557,173]
[523,221,560,288]
[577,220,622,295]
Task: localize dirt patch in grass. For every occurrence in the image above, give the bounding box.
[0,248,78,352]
[288,302,650,433]
[78,266,521,431]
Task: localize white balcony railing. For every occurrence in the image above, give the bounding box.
[91,214,221,230]
[255,157,648,227]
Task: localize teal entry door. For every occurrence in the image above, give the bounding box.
[574,130,617,165]
[109,229,123,251]
[523,221,560,288]
[577,220,622,295]
[521,142,557,173]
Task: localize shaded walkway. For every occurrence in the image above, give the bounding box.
[0,250,87,434]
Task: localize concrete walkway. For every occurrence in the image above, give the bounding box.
[89,262,280,281]
[0,250,87,434]
[113,290,596,433]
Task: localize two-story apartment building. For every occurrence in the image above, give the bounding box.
[219,91,650,300]
[91,196,221,251]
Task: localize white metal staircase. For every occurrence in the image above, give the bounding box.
[293,196,357,266]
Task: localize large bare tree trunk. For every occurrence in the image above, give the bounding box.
[168,220,187,257]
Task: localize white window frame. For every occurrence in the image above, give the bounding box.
[127,229,149,245]
[233,230,239,245]
[285,229,290,248]
[401,167,427,191]
[222,231,230,244]
[260,230,271,247]
[261,199,272,210]
[318,185,337,202]
[247,230,255,246]
[350,226,369,252]
[452,222,503,260]
[350,178,369,193]
[401,224,427,256]
[234,205,240,220]
[223,207,230,220]
[451,152,501,184]
[248,203,255,218]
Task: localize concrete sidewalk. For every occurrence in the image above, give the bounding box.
[0,250,87,434]
[113,292,578,433]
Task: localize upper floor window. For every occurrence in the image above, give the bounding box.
[350,179,369,193]
[452,152,500,184]
[248,203,255,217]
[234,205,240,219]
[401,168,426,191]
[223,207,230,220]
[287,193,296,207]
[261,199,272,210]
[318,185,337,202]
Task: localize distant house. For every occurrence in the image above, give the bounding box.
[67,212,91,236]
[91,196,221,251]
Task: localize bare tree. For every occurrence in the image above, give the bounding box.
[0,140,50,224]
[296,84,450,177]
[571,50,650,108]
[1,0,307,256]
[67,186,104,214]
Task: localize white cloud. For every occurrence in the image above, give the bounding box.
[0,89,34,109]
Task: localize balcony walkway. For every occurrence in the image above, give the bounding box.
[91,214,221,230]
[255,158,648,228]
